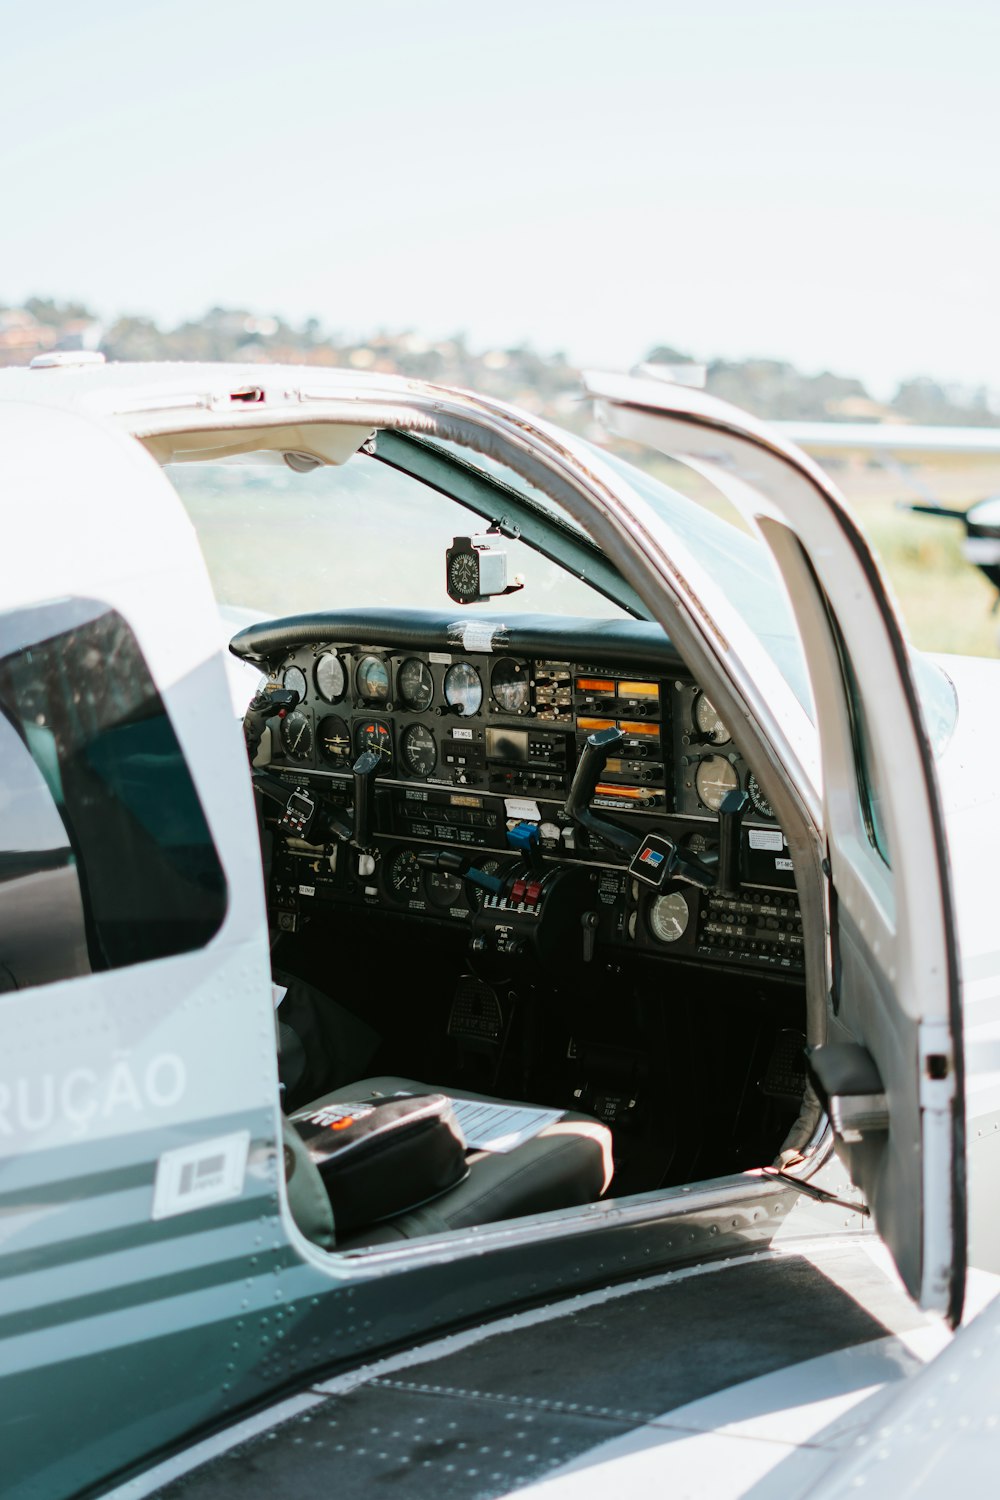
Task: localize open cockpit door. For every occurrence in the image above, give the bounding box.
[587,372,965,1322]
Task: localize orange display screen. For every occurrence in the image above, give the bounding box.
[575,677,615,693]
[576,716,617,733]
[595,783,650,800]
[618,720,660,737]
[617,680,659,699]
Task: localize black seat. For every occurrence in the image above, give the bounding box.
[283,1075,614,1251]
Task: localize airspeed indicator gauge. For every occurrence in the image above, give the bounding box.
[283,665,308,703]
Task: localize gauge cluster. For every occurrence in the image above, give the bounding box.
[262,635,801,976]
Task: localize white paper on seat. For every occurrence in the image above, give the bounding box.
[449,1098,563,1154]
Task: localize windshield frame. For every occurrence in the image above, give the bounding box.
[375,431,649,619]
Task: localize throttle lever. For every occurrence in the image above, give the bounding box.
[351,748,384,849]
[717,788,750,896]
[416,848,504,896]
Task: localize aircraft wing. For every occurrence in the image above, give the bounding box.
[772,420,1000,468]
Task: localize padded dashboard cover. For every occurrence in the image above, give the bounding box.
[289,1094,469,1233]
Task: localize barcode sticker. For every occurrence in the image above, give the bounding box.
[151,1130,250,1221]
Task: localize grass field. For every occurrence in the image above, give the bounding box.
[641,450,1000,660]
[831,459,1000,658]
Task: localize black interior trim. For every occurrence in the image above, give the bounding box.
[229,609,680,674]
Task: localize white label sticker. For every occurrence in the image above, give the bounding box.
[505,797,541,821]
[452,727,473,740]
[429,652,452,665]
[152,1131,250,1221]
[749,829,784,852]
[450,1098,563,1153]
[298,884,315,897]
[460,621,499,653]
[775,857,794,871]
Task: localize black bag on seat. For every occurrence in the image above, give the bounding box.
[288,1094,468,1233]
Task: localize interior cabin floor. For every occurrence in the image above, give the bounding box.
[273,907,807,1198]
[150,1238,938,1500]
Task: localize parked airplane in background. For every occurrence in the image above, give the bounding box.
[3,355,1000,1500]
[776,416,1000,608]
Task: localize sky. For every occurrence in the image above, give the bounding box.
[1,0,997,395]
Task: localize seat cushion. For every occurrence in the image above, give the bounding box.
[310,1076,613,1250]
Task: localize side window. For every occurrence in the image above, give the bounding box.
[0,600,227,989]
[828,605,891,868]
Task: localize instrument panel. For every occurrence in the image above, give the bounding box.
[271,646,775,815]
[257,636,803,976]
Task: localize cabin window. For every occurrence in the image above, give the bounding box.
[0,599,227,988]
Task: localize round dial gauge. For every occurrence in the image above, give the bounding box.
[695,755,740,811]
[389,849,422,900]
[354,719,392,765]
[283,665,308,702]
[356,655,390,704]
[398,657,434,712]
[694,692,730,744]
[427,869,465,909]
[317,714,351,766]
[491,658,530,713]
[649,891,690,944]
[280,711,313,761]
[401,723,437,776]
[444,662,483,716]
[449,551,480,600]
[469,857,503,908]
[746,771,775,819]
[315,653,346,704]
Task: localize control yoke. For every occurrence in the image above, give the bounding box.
[563,728,747,893]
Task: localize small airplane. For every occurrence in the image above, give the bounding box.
[3,354,1000,1500]
[775,417,1000,607]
